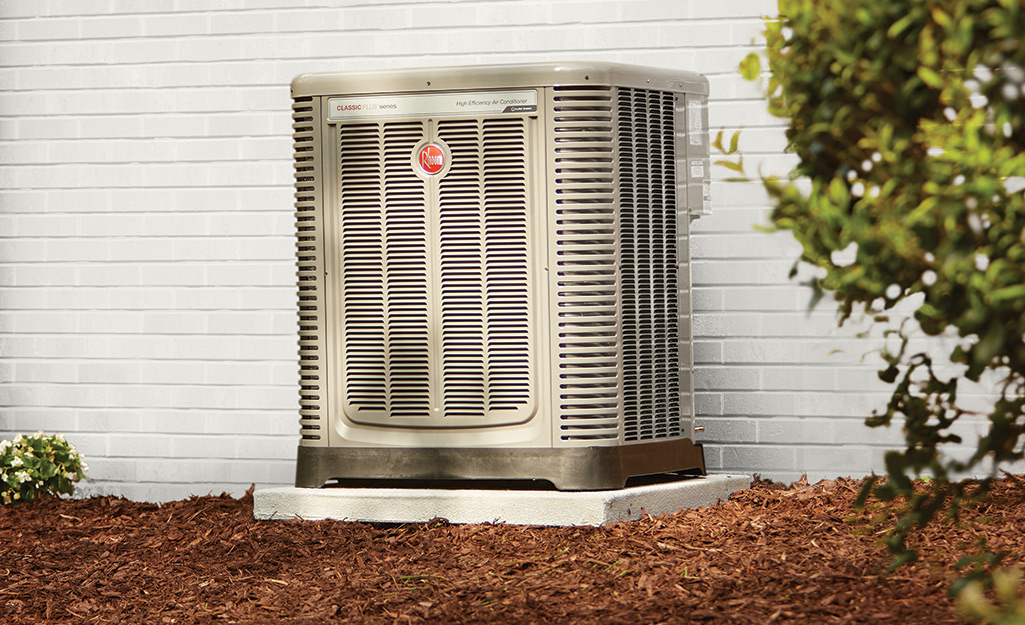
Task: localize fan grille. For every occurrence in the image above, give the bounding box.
[336,118,535,425]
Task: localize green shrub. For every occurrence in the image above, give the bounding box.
[732,0,1025,553]
[730,0,1025,617]
[1,432,88,504]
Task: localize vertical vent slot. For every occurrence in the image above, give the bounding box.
[339,121,432,418]
[436,118,532,418]
[618,87,683,442]
[294,96,323,441]
[551,85,622,441]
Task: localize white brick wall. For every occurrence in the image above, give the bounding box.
[0,0,1013,501]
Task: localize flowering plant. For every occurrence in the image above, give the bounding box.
[1,432,88,504]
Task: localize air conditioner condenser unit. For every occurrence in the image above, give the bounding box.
[291,62,712,491]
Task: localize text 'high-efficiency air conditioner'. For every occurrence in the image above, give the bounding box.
[291,62,712,491]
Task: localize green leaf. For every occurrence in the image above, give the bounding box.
[739,52,761,81]
[713,159,744,172]
[887,15,915,37]
[930,7,952,28]
[917,66,943,88]
[711,130,725,152]
[988,284,1025,304]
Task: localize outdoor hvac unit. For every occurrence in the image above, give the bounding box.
[291,62,712,491]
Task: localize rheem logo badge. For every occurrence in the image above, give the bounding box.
[417,144,445,175]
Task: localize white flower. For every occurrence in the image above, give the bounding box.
[10,456,23,468]
[15,471,32,484]
[0,440,10,453]
[13,434,23,444]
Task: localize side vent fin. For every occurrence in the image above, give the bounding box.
[294,96,324,442]
[550,85,622,442]
[617,87,683,441]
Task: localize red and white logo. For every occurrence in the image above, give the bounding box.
[417,144,445,175]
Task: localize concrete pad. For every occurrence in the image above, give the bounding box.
[253,474,750,527]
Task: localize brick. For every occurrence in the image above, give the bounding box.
[171,385,239,410]
[235,385,296,410]
[692,0,777,19]
[12,264,78,287]
[697,417,757,444]
[208,412,296,436]
[794,392,889,418]
[692,260,764,285]
[173,287,242,309]
[79,15,145,39]
[762,367,836,391]
[143,14,210,37]
[137,362,203,386]
[342,6,412,30]
[141,312,209,334]
[276,9,344,32]
[692,341,722,365]
[692,314,758,338]
[138,410,208,434]
[757,418,833,445]
[45,239,110,262]
[722,445,795,471]
[139,264,205,286]
[692,288,723,313]
[78,312,145,333]
[796,446,874,474]
[410,5,479,28]
[76,411,143,433]
[694,392,722,416]
[695,366,760,391]
[234,435,295,461]
[832,417,906,446]
[11,408,78,431]
[723,340,800,364]
[80,458,138,483]
[168,434,237,459]
[700,445,724,470]
[210,12,275,35]
[207,312,274,335]
[204,361,270,386]
[61,432,108,457]
[136,459,233,483]
[759,313,839,337]
[723,392,795,416]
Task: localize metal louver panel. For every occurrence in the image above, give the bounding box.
[293,96,325,442]
[339,121,432,419]
[436,118,533,418]
[617,87,684,441]
[549,85,623,441]
[337,117,535,426]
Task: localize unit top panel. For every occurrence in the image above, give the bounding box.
[291,62,708,98]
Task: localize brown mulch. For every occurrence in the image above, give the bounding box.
[2,475,1024,624]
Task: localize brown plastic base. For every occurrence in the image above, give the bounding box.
[294,439,706,491]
